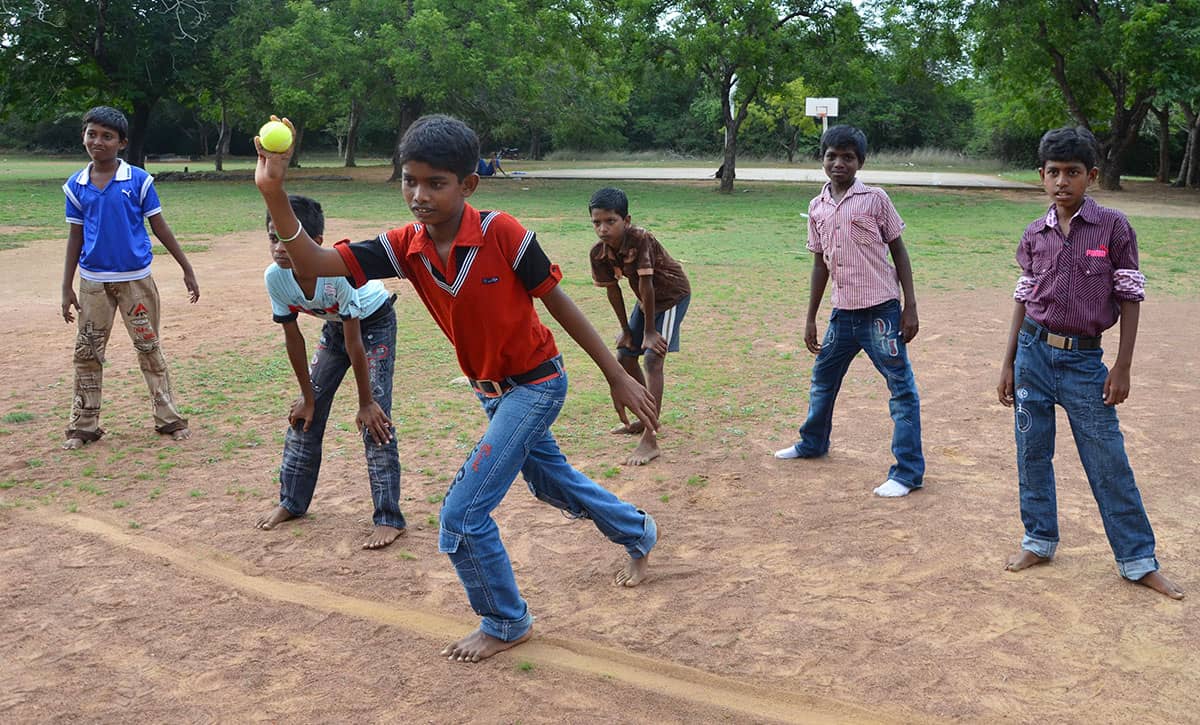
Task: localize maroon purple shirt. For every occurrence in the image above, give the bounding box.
[1013,197,1145,338]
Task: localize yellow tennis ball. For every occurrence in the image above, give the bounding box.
[258,120,293,153]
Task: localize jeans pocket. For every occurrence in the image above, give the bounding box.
[438,527,463,554]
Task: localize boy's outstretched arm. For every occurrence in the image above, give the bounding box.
[343,317,393,444]
[888,237,918,342]
[148,213,200,303]
[997,301,1026,407]
[1104,300,1139,406]
[605,285,634,350]
[540,286,658,433]
[281,320,316,432]
[62,224,83,323]
[805,254,831,354]
[253,118,351,279]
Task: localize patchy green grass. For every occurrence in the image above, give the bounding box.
[2,411,34,423]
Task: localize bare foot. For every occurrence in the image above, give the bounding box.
[62,438,85,450]
[615,554,650,587]
[625,435,660,466]
[440,628,532,663]
[610,421,645,435]
[362,525,405,550]
[170,427,191,441]
[255,505,297,530]
[1004,549,1051,572]
[1136,570,1184,600]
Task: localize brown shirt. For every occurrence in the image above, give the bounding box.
[590,226,690,310]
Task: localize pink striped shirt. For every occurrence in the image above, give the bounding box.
[1013,197,1145,338]
[806,180,906,310]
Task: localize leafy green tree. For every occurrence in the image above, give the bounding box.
[628,0,832,192]
[0,0,237,166]
[745,78,820,162]
[970,0,1159,190]
[1125,0,1200,187]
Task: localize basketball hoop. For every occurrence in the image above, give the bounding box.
[805,97,838,135]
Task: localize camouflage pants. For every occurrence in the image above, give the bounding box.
[67,275,187,441]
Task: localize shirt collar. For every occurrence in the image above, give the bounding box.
[819,178,869,204]
[409,203,482,258]
[1043,196,1099,230]
[74,159,132,185]
[600,226,640,266]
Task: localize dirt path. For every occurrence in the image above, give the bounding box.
[3,210,1199,722]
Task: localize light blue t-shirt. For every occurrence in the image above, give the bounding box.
[264,264,390,323]
[63,159,161,282]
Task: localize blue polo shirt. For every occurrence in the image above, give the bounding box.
[63,159,162,282]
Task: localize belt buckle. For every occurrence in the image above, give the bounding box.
[1046,332,1072,350]
[473,379,506,397]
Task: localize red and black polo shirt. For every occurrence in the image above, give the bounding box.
[335,203,562,381]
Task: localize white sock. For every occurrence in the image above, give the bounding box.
[873,479,912,497]
[774,446,801,459]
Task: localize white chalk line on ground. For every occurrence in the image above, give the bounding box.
[25,509,912,725]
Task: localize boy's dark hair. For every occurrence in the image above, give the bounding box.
[397,114,479,181]
[82,106,129,141]
[820,125,868,164]
[1038,126,1099,170]
[266,194,325,239]
[588,187,629,218]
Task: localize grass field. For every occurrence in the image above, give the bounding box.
[3,155,1199,722]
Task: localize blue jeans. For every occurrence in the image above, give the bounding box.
[789,299,924,488]
[1013,319,1157,580]
[438,356,656,642]
[278,306,405,529]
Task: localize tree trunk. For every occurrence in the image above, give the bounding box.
[1152,105,1170,184]
[125,100,155,168]
[719,78,736,194]
[214,101,229,171]
[529,129,542,161]
[1175,103,1198,188]
[344,100,361,168]
[389,98,423,182]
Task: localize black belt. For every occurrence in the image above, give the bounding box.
[1022,319,1101,351]
[470,359,560,397]
[361,294,397,324]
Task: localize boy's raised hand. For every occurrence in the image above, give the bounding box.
[610,372,659,434]
[254,116,296,191]
[356,401,395,445]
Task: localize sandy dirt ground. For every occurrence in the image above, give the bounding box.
[2,180,1199,723]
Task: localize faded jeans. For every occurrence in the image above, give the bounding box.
[438,357,656,642]
[788,299,925,488]
[1013,318,1158,580]
[278,305,405,529]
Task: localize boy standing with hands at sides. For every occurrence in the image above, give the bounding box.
[254,114,659,662]
[997,126,1182,599]
[256,194,406,550]
[774,125,924,498]
[588,187,691,466]
[61,106,198,449]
